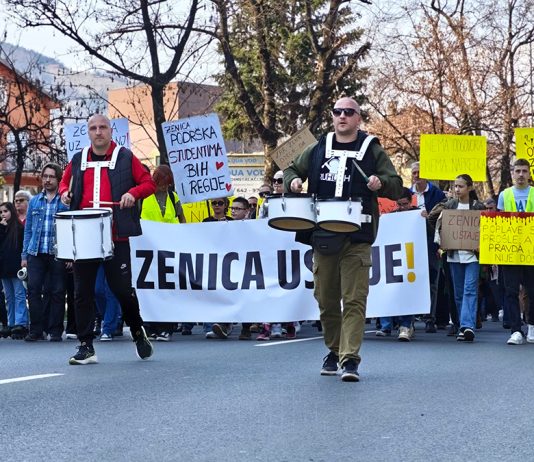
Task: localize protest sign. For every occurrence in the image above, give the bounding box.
[64,117,131,161]
[271,126,317,170]
[514,127,534,177]
[109,118,131,150]
[440,209,481,251]
[479,212,534,265]
[420,134,486,181]
[163,113,233,203]
[130,210,429,322]
[64,122,89,161]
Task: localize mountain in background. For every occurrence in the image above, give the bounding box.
[0,41,126,118]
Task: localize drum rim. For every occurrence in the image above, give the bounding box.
[55,255,114,262]
[268,217,316,232]
[317,220,360,233]
[266,193,314,199]
[55,209,111,219]
[315,197,362,202]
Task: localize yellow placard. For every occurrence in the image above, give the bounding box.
[479,212,534,265]
[514,127,534,177]
[419,134,486,181]
[182,201,211,223]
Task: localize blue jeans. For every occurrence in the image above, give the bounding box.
[94,265,121,336]
[2,278,28,327]
[449,261,479,330]
[380,315,413,330]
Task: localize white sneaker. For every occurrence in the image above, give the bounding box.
[205,331,217,339]
[527,325,534,343]
[100,333,112,341]
[271,324,283,338]
[398,326,413,342]
[65,333,77,340]
[507,331,524,345]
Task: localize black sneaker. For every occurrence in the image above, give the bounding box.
[0,326,11,338]
[24,332,45,342]
[425,321,437,333]
[462,328,475,342]
[320,351,339,376]
[212,323,228,339]
[69,343,98,365]
[131,327,154,360]
[156,331,171,342]
[341,359,360,382]
[10,325,27,340]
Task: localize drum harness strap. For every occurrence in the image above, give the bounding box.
[80,145,121,208]
[77,146,120,259]
[324,132,374,223]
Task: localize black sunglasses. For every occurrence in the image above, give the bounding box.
[211,200,225,207]
[332,108,359,117]
[273,178,283,184]
[259,191,270,198]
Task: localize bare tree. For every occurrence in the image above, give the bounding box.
[5,0,209,165]
[0,45,63,192]
[365,0,534,195]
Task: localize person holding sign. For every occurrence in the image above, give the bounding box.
[497,158,534,345]
[59,114,156,365]
[428,174,484,342]
[141,164,186,341]
[284,96,403,382]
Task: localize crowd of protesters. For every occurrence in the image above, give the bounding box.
[0,157,532,352]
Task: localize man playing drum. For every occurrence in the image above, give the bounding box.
[284,96,403,382]
[59,114,156,365]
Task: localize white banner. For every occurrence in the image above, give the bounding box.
[162,113,233,204]
[130,210,430,322]
[65,118,131,160]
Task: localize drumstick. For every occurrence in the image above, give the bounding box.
[352,159,369,183]
[90,200,120,206]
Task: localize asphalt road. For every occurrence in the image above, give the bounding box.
[0,321,532,462]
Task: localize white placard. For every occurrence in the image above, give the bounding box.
[65,118,131,160]
[64,122,89,161]
[130,210,430,322]
[162,113,233,204]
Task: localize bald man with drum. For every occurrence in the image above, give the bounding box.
[284,97,403,382]
[59,114,156,365]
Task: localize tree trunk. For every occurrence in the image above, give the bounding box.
[150,83,168,165]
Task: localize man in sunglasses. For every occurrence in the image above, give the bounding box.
[284,96,403,382]
[273,170,284,194]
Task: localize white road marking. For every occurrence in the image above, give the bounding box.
[254,336,323,347]
[0,373,64,385]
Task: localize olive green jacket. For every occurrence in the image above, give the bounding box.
[283,136,403,240]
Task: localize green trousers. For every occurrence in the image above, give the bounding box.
[313,240,372,366]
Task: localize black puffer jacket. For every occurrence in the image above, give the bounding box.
[0,223,24,278]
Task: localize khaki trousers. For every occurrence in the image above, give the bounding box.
[313,240,372,366]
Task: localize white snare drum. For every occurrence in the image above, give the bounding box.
[54,209,113,261]
[316,198,369,233]
[266,194,316,232]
